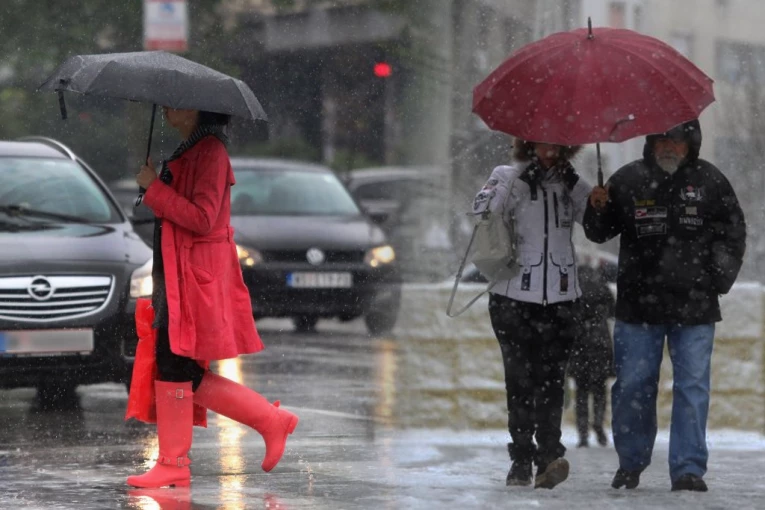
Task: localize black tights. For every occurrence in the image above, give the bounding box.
[155,326,205,391]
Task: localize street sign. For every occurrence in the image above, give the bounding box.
[144,0,188,52]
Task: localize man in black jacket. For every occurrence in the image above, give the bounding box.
[584,119,746,493]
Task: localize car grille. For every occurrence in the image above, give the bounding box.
[263,250,365,264]
[0,275,114,323]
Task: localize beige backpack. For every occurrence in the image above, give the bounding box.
[446,204,517,317]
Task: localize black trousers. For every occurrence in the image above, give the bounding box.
[574,374,607,438]
[155,326,205,391]
[488,294,576,464]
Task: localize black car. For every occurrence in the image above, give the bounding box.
[229,157,401,335]
[0,137,151,404]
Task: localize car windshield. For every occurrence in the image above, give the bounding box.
[231,167,361,216]
[0,157,121,223]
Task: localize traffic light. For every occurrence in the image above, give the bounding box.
[373,61,392,78]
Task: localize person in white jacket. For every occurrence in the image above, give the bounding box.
[473,140,592,489]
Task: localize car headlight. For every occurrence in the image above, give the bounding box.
[236,244,263,267]
[364,245,396,268]
[129,258,153,298]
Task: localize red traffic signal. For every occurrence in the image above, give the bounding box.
[373,62,392,78]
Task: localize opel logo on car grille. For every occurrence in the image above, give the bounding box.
[27,276,55,301]
[306,248,326,266]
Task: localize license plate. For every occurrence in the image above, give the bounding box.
[287,272,352,289]
[0,329,94,357]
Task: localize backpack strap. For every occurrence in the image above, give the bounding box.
[446,223,498,317]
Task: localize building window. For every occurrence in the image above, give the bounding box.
[633,5,643,32]
[609,2,626,28]
[670,33,694,59]
[716,40,765,84]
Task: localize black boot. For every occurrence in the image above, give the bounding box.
[593,425,608,447]
[611,468,642,489]
[671,474,708,492]
[506,443,535,487]
[575,390,589,448]
[592,383,607,447]
[535,458,570,489]
[534,444,569,489]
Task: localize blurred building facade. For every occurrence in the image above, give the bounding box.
[223,0,764,279]
[578,0,765,279]
[640,0,765,279]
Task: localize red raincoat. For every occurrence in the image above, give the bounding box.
[142,136,264,360]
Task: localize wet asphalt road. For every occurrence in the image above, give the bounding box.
[1,319,765,510]
[0,318,393,510]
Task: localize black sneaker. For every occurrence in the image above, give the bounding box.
[534,458,570,489]
[577,438,589,448]
[671,474,708,492]
[506,460,533,486]
[611,468,642,489]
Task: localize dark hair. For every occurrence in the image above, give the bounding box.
[512,139,582,163]
[198,110,231,126]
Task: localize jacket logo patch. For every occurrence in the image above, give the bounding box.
[473,191,491,211]
[482,179,499,191]
[637,223,667,237]
[634,206,667,219]
[680,185,704,202]
[679,216,704,226]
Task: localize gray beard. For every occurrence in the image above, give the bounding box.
[657,157,681,174]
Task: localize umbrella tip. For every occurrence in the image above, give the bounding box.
[587,17,594,39]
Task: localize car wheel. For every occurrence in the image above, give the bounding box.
[364,308,399,336]
[293,315,319,332]
[35,382,79,410]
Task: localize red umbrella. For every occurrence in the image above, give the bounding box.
[473,20,715,184]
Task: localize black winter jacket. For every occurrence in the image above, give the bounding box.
[568,265,615,381]
[583,149,746,325]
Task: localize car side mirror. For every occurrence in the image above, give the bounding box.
[368,210,389,225]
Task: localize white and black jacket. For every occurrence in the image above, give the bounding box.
[473,162,592,305]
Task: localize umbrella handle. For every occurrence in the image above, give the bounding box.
[135,104,158,208]
[596,143,604,187]
[57,90,68,120]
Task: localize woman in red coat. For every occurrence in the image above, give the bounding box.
[127,107,299,489]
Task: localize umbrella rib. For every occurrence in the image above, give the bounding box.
[232,79,267,121]
[61,59,122,100]
[79,60,122,96]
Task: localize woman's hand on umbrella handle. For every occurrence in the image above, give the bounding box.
[137,157,158,189]
[590,185,609,210]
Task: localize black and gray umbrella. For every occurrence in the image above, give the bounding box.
[39,51,268,204]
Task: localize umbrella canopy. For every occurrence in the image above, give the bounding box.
[472,23,714,146]
[39,51,267,122]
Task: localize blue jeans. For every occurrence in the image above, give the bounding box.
[611,321,715,482]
